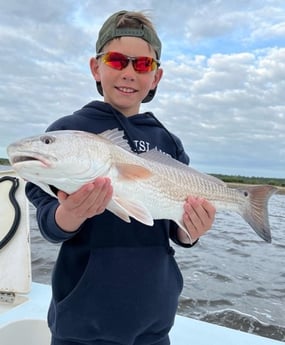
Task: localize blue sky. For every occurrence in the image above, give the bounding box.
[0,0,284,177]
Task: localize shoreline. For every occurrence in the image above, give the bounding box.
[227,183,285,195]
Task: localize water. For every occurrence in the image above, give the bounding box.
[29,194,285,342]
[175,193,285,341]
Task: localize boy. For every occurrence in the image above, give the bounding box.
[26,10,216,345]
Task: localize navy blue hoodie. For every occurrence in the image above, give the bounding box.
[26,101,194,345]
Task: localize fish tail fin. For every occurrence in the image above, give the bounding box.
[240,185,277,243]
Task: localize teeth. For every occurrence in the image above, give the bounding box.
[118,87,135,93]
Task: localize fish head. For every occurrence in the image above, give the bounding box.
[7,130,112,195]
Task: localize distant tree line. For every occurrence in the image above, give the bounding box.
[211,174,285,187]
[0,158,9,165]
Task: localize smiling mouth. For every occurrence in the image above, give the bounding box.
[116,86,137,93]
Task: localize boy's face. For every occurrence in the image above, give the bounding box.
[90,36,163,116]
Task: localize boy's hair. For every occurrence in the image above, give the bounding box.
[95,10,162,103]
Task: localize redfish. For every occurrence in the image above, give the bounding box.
[7,129,276,243]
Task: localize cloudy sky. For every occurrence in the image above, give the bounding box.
[1,0,284,177]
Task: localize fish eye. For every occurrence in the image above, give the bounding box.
[40,135,55,145]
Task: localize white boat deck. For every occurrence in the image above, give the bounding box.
[0,282,283,345]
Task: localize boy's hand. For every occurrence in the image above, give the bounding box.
[178,197,216,244]
[55,177,113,232]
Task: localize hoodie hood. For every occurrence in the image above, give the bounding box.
[47,100,189,163]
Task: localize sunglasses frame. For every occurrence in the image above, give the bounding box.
[96,51,160,73]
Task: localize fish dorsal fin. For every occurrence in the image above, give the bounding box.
[98,129,132,152]
[140,149,226,186]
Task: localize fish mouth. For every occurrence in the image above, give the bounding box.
[11,155,39,164]
[9,152,54,167]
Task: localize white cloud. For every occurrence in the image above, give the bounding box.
[151,47,285,177]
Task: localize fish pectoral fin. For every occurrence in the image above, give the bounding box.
[112,196,154,226]
[116,163,152,180]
